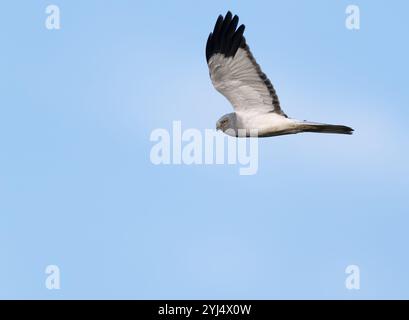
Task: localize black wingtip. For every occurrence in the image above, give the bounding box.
[206,12,246,62]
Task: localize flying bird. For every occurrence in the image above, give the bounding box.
[206,12,354,137]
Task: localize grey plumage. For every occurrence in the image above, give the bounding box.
[207,12,354,138]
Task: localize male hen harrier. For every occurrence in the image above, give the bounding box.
[206,12,354,137]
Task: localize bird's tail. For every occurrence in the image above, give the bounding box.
[297,121,354,135]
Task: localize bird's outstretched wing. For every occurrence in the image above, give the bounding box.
[206,12,287,118]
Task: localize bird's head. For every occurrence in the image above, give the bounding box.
[216,113,236,134]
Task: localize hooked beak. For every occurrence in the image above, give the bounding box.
[216,123,221,131]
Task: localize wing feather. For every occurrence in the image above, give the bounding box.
[206,12,287,118]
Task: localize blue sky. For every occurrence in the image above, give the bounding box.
[0,0,408,299]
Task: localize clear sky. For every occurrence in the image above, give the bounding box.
[1,0,408,299]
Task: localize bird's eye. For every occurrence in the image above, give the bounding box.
[222,119,228,124]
